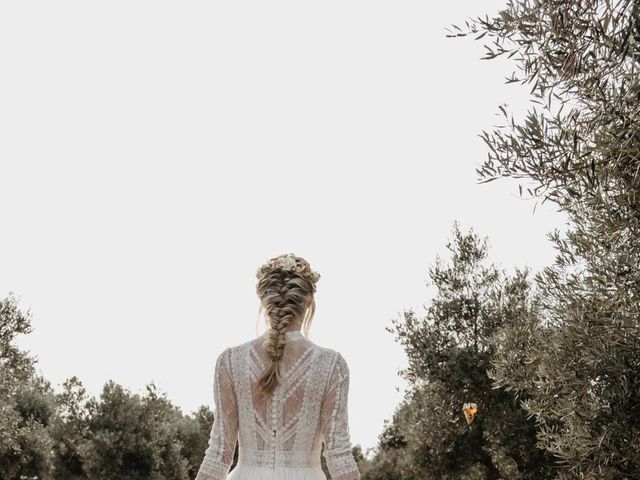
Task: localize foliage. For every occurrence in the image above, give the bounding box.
[369,223,553,480]
[361,403,413,480]
[0,293,55,479]
[76,381,189,480]
[449,0,640,477]
[0,293,230,480]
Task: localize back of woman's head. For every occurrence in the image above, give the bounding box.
[255,252,320,398]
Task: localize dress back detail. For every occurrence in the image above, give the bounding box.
[195,329,361,480]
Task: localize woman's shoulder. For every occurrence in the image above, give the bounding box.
[310,343,348,370]
[223,333,345,363]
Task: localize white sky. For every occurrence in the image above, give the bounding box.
[1,1,567,456]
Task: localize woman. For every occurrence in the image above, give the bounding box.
[195,253,361,480]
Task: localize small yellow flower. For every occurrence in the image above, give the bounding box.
[462,402,478,425]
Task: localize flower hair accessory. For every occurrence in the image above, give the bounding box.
[256,253,321,286]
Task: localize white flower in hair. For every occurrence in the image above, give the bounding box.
[277,254,297,271]
[256,253,321,290]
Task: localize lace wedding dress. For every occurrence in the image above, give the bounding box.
[194,328,361,480]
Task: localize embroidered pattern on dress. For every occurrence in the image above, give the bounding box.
[194,334,361,480]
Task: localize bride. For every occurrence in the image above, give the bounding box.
[195,253,361,480]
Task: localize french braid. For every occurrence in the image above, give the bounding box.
[255,253,319,397]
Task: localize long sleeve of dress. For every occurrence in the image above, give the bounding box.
[320,352,361,480]
[195,347,239,480]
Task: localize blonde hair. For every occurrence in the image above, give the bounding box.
[255,253,319,398]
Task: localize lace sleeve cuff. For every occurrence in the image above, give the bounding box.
[195,458,233,480]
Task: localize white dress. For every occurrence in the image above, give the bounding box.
[194,328,361,480]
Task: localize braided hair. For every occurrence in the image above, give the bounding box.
[255,253,320,397]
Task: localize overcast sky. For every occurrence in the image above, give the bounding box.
[1,1,567,455]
